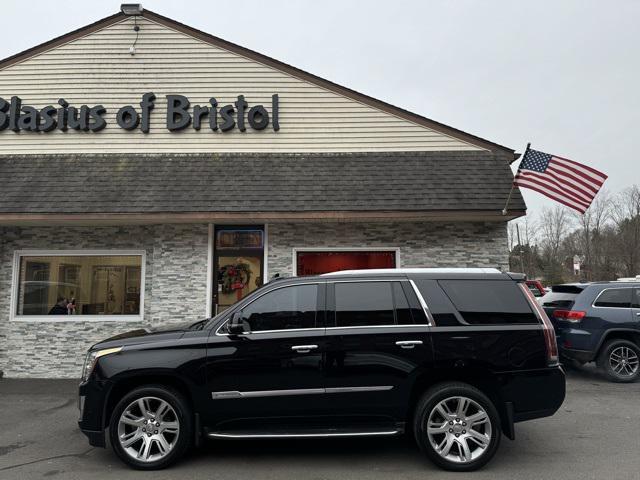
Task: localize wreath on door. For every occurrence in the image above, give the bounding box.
[219,262,252,295]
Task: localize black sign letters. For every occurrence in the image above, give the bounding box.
[165,94,279,132]
[0,93,280,134]
[0,96,107,132]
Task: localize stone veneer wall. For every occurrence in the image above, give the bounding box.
[267,222,508,277]
[0,224,208,378]
[0,221,508,378]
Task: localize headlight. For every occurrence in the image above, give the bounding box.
[81,347,122,383]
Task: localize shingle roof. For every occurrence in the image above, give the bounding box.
[0,152,525,214]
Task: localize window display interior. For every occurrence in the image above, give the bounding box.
[16,254,142,316]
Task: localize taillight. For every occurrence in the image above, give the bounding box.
[553,310,586,322]
[518,283,559,366]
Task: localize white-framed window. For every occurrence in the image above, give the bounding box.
[10,250,146,322]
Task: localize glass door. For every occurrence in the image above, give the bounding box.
[213,226,265,314]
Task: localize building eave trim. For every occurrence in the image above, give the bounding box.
[0,209,526,226]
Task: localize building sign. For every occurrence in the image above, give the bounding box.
[0,93,279,133]
[573,255,581,276]
[216,230,264,250]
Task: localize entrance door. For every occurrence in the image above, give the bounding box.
[213,226,264,314]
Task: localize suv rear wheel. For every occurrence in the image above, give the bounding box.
[413,382,501,472]
[109,385,192,469]
[597,339,640,383]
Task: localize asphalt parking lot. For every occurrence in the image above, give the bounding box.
[0,365,638,480]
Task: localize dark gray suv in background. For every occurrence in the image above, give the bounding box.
[541,282,640,382]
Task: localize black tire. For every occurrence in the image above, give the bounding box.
[413,382,501,472]
[109,385,193,470]
[597,339,640,383]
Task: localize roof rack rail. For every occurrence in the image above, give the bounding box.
[615,275,640,282]
[321,267,502,276]
[267,274,290,283]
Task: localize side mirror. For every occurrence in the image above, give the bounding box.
[228,311,248,335]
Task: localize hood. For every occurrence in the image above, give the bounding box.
[89,321,200,350]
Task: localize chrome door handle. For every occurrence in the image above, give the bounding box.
[636,312,640,316]
[395,340,423,349]
[291,345,318,353]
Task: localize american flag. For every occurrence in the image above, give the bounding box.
[514,148,607,214]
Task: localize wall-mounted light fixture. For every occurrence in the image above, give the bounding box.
[121,4,143,15]
[121,4,143,55]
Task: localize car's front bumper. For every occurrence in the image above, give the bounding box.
[78,379,112,448]
[79,427,106,447]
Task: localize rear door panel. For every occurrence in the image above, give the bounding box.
[324,325,432,419]
[323,279,433,421]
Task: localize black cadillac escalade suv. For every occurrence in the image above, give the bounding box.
[78,268,565,472]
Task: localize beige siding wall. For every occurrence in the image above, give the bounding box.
[0,17,483,154]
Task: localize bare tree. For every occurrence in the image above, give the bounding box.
[571,189,611,280]
[612,185,640,276]
[520,215,539,277]
[507,220,517,252]
[508,216,539,277]
[538,206,573,283]
[508,185,638,282]
[522,215,537,246]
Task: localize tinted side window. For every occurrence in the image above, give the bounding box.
[413,279,463,326]
[241,284,318,331]
[393,282,413,325]
[399,282,429,324]
[594,288,631,308]
[633,288,640,309]
[439,280,537,325]
[335,282,394,327]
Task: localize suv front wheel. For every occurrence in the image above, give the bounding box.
[413,382,501,472]
[597,339,640,383]
[109,385,193,469]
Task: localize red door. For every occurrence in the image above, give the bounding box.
[296,251,396,276]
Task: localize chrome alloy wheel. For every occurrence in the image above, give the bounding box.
[426,396,492,464]
[609,346,639,377]
[117,396,180,463]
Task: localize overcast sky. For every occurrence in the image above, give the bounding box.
[2,0,638,216]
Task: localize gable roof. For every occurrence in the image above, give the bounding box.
[0,8,516,158]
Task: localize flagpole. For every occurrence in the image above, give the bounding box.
[502,142,531,216]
